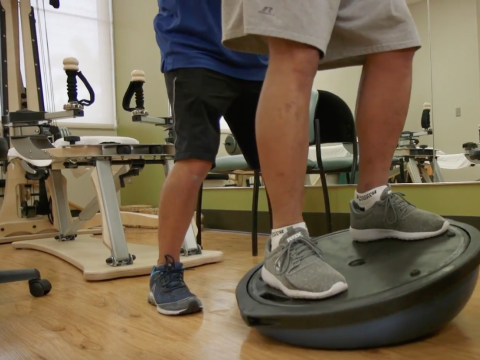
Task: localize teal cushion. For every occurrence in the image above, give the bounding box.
[212,155,250,172]
[312,157,354,172]
[212,155,319,173]
[308,89,319,145]
[307,159,317,170]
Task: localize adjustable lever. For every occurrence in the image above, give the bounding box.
[118,160,145,187]
[63,57,95,111]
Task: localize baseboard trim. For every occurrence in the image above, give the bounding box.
[202,209,480,237]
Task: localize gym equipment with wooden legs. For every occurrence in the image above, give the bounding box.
[393,103,444,183]
[0,0,62,297]
[122,69,202,256]
[5,0,222,281]
[0,0,102,244]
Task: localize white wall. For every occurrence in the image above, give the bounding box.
[430,0,480,155]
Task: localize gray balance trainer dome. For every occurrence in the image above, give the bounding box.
[236,219,480,349]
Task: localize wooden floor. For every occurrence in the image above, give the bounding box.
[1,229,480,360]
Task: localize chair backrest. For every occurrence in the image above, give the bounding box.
[308,89,356,147]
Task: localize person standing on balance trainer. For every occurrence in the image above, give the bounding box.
[220,0,449,299]
[148,0,450,317]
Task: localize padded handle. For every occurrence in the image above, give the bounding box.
[421,103,431,129]
[463,142,478,150]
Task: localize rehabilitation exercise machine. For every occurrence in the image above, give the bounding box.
[393,103,444,183]
[0,0,102,244]
[4,0,222,281]
[0,0,65,297]
[462,126,480,164]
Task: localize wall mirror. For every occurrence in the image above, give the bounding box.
[205,0,445,188]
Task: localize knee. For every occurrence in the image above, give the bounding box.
[171,159,211,188]
[367,47,417,69]
[267,37,319,79]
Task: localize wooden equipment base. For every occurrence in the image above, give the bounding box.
[12,236,224,281]
[0,227,102,244]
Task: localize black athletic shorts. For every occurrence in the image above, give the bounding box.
[164,68,262,170]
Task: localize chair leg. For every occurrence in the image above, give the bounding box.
[400,161,406,183]
[314,118,333,234]
[195,183,203,247]
[252,169,260,256]
[266,186,273,231]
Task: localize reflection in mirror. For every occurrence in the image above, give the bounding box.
[309,0,436,186]
[206,0,440,189]
[429,0,480,182]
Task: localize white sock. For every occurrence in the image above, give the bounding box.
[271,222,308,250]
[354,185,389,211]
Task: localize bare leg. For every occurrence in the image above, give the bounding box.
[350,48,449,241]
[355,48,416,193]
[157,159,210,265]
[256,37,319,229]
[258,38,348,299]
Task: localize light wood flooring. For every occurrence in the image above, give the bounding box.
[0,229,480,360]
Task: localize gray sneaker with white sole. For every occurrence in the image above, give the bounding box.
[262,227,348,300]
[349,186,449,242]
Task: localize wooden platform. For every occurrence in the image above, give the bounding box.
[11,235,223,281]
[1,229,480,360]
[0,227,102,244]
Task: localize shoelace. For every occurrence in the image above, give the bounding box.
[158,267,185,292]
[383,191,415,224]
[153,255,186,292]
[274,237,324,275]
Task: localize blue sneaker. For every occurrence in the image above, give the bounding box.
[148,255,203,315]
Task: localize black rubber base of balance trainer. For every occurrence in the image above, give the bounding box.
[237,220,480,350]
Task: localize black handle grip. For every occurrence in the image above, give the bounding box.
[64,136,80,145]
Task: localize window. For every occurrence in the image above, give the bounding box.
[19,0,115,128]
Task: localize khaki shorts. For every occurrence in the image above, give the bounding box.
[222,0,422,70]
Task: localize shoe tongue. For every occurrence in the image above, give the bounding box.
[279,227,309,246]
[380,185,392,200]
[157,261,184,272]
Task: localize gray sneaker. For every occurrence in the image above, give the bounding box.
[349,186,449,242]
[262,227,348,299]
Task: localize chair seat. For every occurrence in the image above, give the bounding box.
[310,156,354,172]
[8,136,140,169]
[212,155,318,173]
[212,155,251,172]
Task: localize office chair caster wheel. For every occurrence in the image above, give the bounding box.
[29,279,52,297]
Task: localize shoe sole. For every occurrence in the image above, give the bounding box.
[350,220,450,242]
[148,291,203,316]
[261,267,348,300]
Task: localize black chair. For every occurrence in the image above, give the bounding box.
[310,89,358,234]
[196,89,357,256]
[0,137,52,297]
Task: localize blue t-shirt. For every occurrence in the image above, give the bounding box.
[154,0,268,82]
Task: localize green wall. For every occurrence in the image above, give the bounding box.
[112,0,169,206]
[202,182,480,216]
